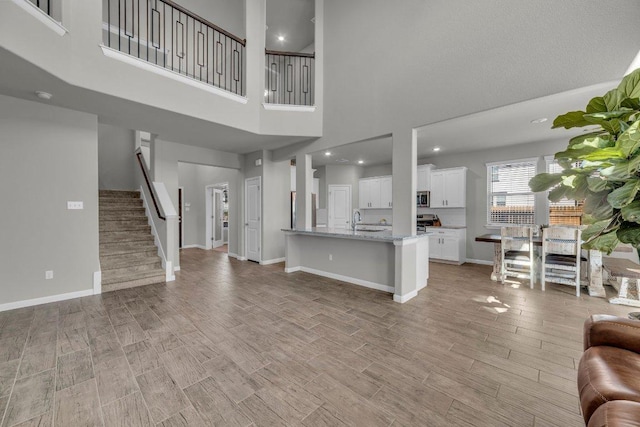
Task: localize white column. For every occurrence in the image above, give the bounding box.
[295,154,313,229]
[245,0,266,106]
[392,128,417,236]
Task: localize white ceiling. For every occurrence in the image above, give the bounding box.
[265,0,315,52]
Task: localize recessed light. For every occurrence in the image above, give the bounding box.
[35,91,52,100]
[530,117,548,124]
[278,36,285,42]
[433,147,441,152]
[324,151,331,156]
[358,160,364,164]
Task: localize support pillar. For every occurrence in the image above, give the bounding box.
[295,154,313,229]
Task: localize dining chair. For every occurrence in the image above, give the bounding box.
[541,226,584,296]
[501,226,535,289]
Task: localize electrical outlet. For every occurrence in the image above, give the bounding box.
[67,201,83,210]
[329,254,333,261]
[45,270,53,280]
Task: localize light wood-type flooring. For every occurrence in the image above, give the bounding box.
[0,249,632,426]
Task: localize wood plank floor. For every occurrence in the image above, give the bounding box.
[0,249,632,426]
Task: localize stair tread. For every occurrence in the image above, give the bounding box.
[102,268,165,284]
[100,245,157,256]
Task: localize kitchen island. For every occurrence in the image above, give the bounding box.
[282,228,431,303]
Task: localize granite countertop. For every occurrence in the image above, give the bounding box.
[423,225,467,229]
[282,227,431,242]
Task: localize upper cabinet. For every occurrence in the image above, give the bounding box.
[359,176,389,209]
[417,164,433,191]
[430,167,467,208]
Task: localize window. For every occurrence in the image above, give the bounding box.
[545,157,583,226]
[487,159,537,225]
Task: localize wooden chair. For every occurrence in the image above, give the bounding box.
[501,226,535,289]
[541,226,583,296]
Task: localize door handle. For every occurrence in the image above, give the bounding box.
[245,223,248,226]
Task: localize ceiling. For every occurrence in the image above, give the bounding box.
[311,137,392,168]
[265,0,315,52]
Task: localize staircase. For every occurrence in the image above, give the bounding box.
[99,190,165,292]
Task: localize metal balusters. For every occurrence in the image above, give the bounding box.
[29,0,52,17]
[103,0,246,96]
[265,50,315,106]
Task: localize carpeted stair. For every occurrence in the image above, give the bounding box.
[99,190,165,292]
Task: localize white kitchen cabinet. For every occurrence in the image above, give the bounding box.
[380,177,393,208]
[430,167,466,208]
[417,164,432,191]
[359,177,385,209]
[427,228,466,264]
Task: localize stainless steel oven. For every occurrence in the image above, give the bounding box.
[417,191,430,207]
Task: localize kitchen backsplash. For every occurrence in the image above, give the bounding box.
[418,207,466,227]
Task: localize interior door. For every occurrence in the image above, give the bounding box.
[178,188,183,248]
[245,177,261,262]
[212,189,224,248]
[328,185,351,229]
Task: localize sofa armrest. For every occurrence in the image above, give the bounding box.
[584,315,640,353]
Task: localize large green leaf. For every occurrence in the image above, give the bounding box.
[548,185,568,203]
[618,120,640,157]
[603,88,625,111]
[618,68,640,99]
[586,96,607,114]
[583,230,620,254]
[600,160,637,181]
[528,173,563,192]
[582,218,615,241]
[621,200,640,224]
[586,177,608,192]
[563,174,589,200]
[583,191,614,221]
[568,133,612,150]
[583,109,633,121]
[617,222,640,247]
[555,146,624,162]
[552,111,590,129]
[607,179,640,208]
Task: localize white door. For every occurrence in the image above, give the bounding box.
[245,177,261,262]
[211,189,224,248]
[328,185,351,229]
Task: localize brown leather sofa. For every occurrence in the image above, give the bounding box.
[578,315,640,426]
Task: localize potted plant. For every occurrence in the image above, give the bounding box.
[529,68,640,254]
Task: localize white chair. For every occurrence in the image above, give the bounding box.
[541,226,584,296]
[501,226,535,289]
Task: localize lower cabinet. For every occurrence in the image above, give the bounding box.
[428,228,466,264]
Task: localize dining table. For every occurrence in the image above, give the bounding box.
[475,233,606,298]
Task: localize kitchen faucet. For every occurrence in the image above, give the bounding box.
[352,210,361,231]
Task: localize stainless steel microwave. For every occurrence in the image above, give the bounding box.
[417,191,430,207]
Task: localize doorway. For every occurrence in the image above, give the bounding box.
[245,176,261,262]
[178,187,184,248]
[206,184,229,253]
[328,185,351,229]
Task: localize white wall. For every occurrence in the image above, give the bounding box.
[178,162,239,250]
[262,151,290,262]
[0,95,99,306]
[98,123,136,190]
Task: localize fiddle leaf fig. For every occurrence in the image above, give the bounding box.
[528,68,640,253]
[607,179,640,208]
[552,111,590,129]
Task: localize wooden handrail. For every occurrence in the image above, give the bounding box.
[161,0,246,46]
[265,49,315,58]
[136,152,165,221]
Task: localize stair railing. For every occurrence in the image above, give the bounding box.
[265,49,315,106]
[27,0,52,17]
[136,151,165,220]
[104,0,246,95]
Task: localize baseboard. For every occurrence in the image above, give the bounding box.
[260,257,285,266]
[181,245,207,250]
[173,266,180,272]
[93,271,101,295]
[466,258,493,266]
[393,290,418,303]
[228,253,247,261]
[285,266,394,294]
[0,289,95,312]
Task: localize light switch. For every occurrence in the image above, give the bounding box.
[45,270,53,279]
[67,201,83,210]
